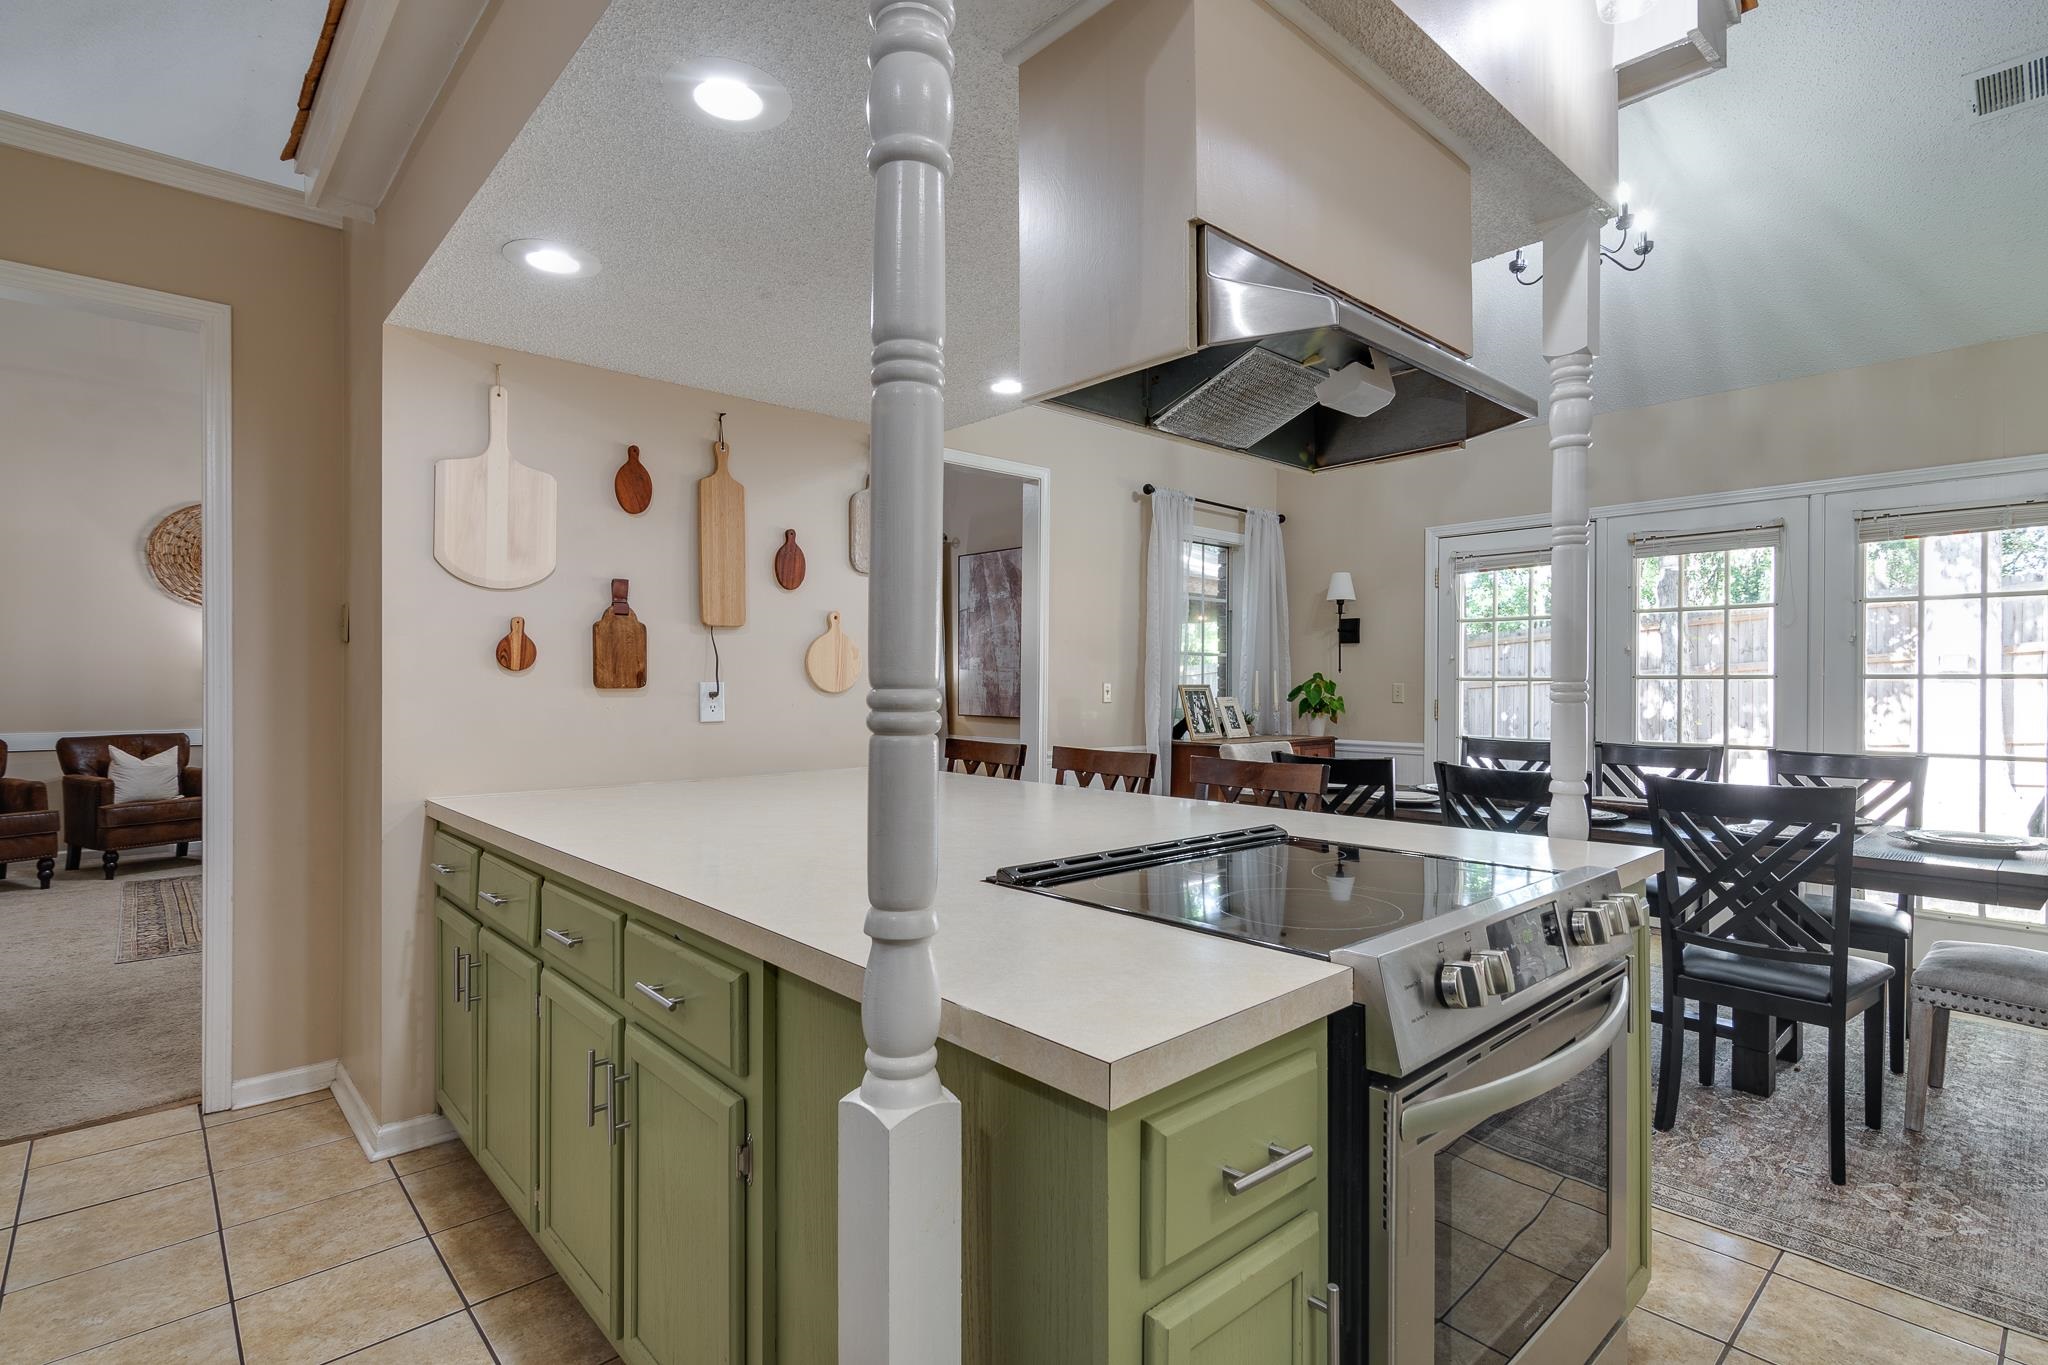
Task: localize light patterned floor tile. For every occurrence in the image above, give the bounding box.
[61,1304,240,1363]
[4,1177,217,1290]
[213,1136,391,1228]
[204,1090,329,1128]
[434,1207,554,1303]
[27,1105,199,1168]
[0,1142,24,1224]
[473,1275,615,1365]
[390,1140,467,1177]
[1733,1275,1997,1365]
[0,1234,227,1363]
[401,1154,509,1233]
[2006,1328,2048,1365]
[1636,1230,1767,1341]
[234,1239,460,1364]
[16,1130,209,1222]
[224,1180,426,1295]
[1627,1307,1723,1365]
[1650,1208,1780,1269]
[1771,1253,2003,1351]
[337,1310,495,1363]
[204,1097,354,1173]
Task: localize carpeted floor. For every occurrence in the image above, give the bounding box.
[0,848,201,1143]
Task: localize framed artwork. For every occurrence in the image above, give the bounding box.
[955,547,1023,718]
[1216,695,1251,739]
[1178,684,1222,740]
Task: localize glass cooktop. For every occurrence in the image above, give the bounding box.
[992,825,1561,957]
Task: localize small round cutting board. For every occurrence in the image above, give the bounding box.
[804,611,860,694]
[774,529,806,590]
[614,444,651,514]
[495,616,537,672]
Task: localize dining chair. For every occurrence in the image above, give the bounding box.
[1435,761,1551,834]
[1188,756,1327,810]
[1594,741,1724,798]
[943,737,1027,779]
[1461,737,1551,771]
[1277,752,1394,818]
[1645,775,1891,1185]
[1768,748,1927,1075]
[1049,745,1157,794]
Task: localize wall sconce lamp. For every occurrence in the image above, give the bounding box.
[1327,572,1358,671]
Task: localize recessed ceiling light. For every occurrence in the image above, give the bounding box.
[501,239,600,277]
[667,58,792,131]
[990,378,1024,396]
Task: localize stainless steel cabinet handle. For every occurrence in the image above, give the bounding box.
[453,948,468,1005]
[634,981,683,1012]
[478,891,510,906]
[586,1049,612,1128]
[1220,1141,1314,1196]
[1308,1283,1340,1363]
[431,862,457,875]
[465,956,480,1010]
[543,928,584,947]
[610,1070,631,1147]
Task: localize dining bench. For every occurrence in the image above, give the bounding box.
[1905,940,2048,1132]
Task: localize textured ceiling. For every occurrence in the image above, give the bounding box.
[390,0,1079,429]
[1471,0,2048,416]
[0,0,327,187]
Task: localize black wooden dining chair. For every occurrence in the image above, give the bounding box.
[1461,737,1551,771]
[1768,749,1927,1075]
[1595,741,1724,798]
[1277,752,1395,818]
[1189,756,1327,810]
[944,738,1027,779]
[1435,762,1551,834]
[1646,775,1892,1185]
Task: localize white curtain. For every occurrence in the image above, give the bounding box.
[1232,508,1291,734]
[1144,489,1196,781]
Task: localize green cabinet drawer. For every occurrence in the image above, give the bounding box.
[1140,1046,1320,1277]
[1142,1211,1323,1365]
[475,852,540,943]
[429,830,480,907]
[538,881,624,998]
[622,922,749,1078]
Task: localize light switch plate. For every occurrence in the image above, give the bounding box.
[1102,682,1113,703]
[1392,682,1407,703]
[700,681,726,723]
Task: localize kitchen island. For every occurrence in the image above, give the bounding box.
[425,769,1660,1364]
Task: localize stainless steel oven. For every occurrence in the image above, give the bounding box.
[1365,964,1631,1365]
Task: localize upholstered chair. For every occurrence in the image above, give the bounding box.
[56,733,203,879]
[0,739,61,888]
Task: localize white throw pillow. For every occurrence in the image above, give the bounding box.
[110,746,182,803]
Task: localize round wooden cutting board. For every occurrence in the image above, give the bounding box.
[804,611,860,694]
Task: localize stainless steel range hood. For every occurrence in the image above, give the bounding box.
[1045,229,1536,472]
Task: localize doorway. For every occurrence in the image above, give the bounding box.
[942,450,1050,780]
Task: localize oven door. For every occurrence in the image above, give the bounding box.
[1368,965,1630,1365]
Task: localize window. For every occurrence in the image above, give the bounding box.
[1180,538,1232,699]
[1629,536,1779,783]
[1455,559,1554,743]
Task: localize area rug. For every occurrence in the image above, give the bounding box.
[1651,1006,2048,1337]
[118,874,203,961]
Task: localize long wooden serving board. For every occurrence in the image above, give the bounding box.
[593,579,647,689]
[698,420,746,627]
[435,383,557,589]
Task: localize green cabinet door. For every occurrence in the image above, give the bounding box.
[1142,1212,1324,1365]
[539,969,624,1336]
[618,1025,746,1365]
[434,899,480,1146]
[476,928,541,1228]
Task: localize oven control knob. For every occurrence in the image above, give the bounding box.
[1600,901,1631,936]
[1569,909,1611,947]
[1471,949,1515,997]
[1611,894,1650,930]
[1438,959,1496,1009]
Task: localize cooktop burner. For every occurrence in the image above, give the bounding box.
[992,825,1562,957]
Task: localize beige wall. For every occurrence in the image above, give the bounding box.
[1279,331,2048,742]
[0,144,348,1081]
[0,297,203,733]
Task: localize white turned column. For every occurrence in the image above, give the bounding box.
[1541,210,1602,842]
[841,2,962,1362]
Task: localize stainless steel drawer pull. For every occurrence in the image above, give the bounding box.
[1308,1283,1340,1363]
[465,955,481,1008]
[453,948,468,1005]
[610,1071,631,1147]
[478,891,511,906]
[1220,1141,1313,1196]
[543,928,584,947]
[634,981,683,1012]
[431,862,458,876]
[586,1049,612,1128]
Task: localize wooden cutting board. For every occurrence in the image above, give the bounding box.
[774,530,806,590]
[849,475,871,575]
[435,383,557,589]
[698,421,745,626]
[804,611,860,694]
[495,616,537,672]
[592,579,647,689]
[614,444,651,514]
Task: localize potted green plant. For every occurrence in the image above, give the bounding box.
[1288,671,1346,737]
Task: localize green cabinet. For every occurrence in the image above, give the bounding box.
[434,898,480,1145]
[539,969,625,1335]
[476,928,541,1228]
[1141,1212,1324,1365]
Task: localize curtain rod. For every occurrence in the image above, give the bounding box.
[1140,484,1285,524]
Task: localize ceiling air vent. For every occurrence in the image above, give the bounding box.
[1970,51,2048,119]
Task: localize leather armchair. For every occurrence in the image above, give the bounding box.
[56,733,203,880]
[0,739,60,889]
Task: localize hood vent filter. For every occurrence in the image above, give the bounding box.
[1150,347,1321,450]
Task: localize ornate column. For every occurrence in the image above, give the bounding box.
[1542,209,1602,842]
[841,2,962,1361]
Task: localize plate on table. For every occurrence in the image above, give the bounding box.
[1393,786,1439,808]
[1896,829,2048,856]
[1723,816,1882,842]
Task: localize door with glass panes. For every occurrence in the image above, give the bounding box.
[1436,535,1559,766]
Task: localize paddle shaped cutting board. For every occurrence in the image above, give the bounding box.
[435,384,557,589]
[774,530,806,590]
[495,616,537,672]
[805,611,860,694]
[592,579,647,690]
[614,444,651,514]
[698,425,746,626]
[849,475,871,575]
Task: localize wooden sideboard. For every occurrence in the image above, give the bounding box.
[1169,733,1337,798]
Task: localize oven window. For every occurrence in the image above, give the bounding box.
[1433,1054,1610,1363]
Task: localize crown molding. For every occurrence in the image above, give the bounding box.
[0,110,347,228]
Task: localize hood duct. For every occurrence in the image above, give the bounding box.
[1046,229,1536,472]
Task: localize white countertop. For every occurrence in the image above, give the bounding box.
[427,769,1661,1109]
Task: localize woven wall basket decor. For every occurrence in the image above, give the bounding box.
[145,503,203,605]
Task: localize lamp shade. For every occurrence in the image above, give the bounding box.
[1326,572,1356,604]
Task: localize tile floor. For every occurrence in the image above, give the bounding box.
[0,1091,615,1363]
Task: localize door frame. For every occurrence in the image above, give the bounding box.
[0,258,234,1112]
[943,448,1052,781]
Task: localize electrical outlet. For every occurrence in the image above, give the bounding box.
[1102,682,1113,703]
[1392,682,1407,704]
[699,681,726,723]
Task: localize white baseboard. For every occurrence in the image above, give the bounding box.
[227,1060,338,1112]
[332,1061,456,1162]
